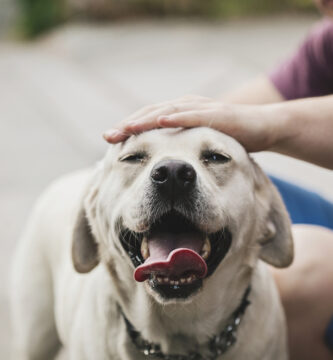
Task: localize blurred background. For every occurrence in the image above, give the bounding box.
[1,0,332,358]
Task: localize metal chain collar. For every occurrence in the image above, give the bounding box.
[122,286,251,360]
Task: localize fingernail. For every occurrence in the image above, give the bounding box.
[103,129,121,139]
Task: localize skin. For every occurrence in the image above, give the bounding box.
[315,0,333,16]
[104,94,333,169]
[104,95,333,360]
[103,2,333,358]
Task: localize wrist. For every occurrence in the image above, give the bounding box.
[261,103,295,152]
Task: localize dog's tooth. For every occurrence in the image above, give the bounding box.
[186,276,192,284]
[174,280,179,285]
[201,251,209,260]
[156,276,163,284]
[180,278,186,284]
[201,237,211,258]
[164,277,170,283]
[170,280,175,285]
[140,237,149,260]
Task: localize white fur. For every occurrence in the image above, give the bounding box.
[10,128,293,360]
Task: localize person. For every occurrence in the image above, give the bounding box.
[103,1,333,359]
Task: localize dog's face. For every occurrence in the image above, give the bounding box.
[72,128,293,304]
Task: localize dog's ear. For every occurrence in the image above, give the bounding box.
[72,207,99,273]
[251,160,293,268]
[72,172,101,273]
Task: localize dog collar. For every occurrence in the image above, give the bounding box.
[121,285,251,360]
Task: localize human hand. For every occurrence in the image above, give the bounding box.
[103,95,280,152]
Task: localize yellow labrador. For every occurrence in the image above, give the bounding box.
[11,127,293,360]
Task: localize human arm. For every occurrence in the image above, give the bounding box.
[266,95,333,169]
[223,20,333,104]
[104,21,333,168]
[104,94,333,169]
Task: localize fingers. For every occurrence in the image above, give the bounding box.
[158,110,216,129]
[124,100,175,123]
[123,102,209,131]
[104,97,212,143]
[103,106,174,143]
[124,104,179,132]
[103,129,130,143]
[123,95,208,124]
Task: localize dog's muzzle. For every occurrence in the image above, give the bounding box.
[119,160,232,300]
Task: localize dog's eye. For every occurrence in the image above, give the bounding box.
[201,150,231,164]
[119,152,147,163]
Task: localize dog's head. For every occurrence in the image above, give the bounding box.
[72,128,293,304]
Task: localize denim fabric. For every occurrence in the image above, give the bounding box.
[325,316,333,352]
[270,175,333,352]
[270,175,333,231]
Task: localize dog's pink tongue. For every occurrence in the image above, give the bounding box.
[134,233,207,282]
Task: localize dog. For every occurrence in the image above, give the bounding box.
[11,127,293,360]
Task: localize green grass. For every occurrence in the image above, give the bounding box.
[205,0,315,17]
[18,0,66,37]
[17,0,316,38]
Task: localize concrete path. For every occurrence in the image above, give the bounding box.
[1,14,332,357]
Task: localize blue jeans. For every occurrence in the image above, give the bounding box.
[270,176,333,230]
[270,176,333,351]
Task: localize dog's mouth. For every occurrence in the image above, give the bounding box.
[120,211,232,299]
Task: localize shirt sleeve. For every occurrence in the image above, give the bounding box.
[270,20,333,100]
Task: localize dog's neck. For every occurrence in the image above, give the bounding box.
[119,285,251,359]
[111,254,254,357]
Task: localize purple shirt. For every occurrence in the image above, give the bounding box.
[270,20,333,100]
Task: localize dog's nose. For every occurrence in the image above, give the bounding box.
[150,160,196,198]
